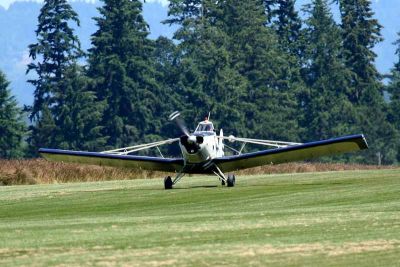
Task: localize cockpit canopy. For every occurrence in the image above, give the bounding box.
[195,121,214,133]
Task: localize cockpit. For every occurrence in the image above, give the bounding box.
[195,121,214,133]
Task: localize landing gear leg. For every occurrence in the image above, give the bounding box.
[211,165,227,186]
[164,169,186,190]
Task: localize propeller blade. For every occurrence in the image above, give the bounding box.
[169,111,190,136]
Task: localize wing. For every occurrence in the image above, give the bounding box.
[214,134,368,173]
[39,148,184,173]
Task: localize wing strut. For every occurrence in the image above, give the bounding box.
[221,136,302,155]
[101,138,180,155]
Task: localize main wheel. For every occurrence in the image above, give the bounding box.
[227,174,235,187]
[164,176,173,190]
[221,179,226,186]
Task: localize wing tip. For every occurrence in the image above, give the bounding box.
[356,134,369,150]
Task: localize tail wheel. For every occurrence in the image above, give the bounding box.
[164,176,173,190]
[227,174,235,187]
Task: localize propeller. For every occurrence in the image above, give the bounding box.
[169,111,190,137]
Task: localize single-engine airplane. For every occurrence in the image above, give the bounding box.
[39,111,368,189]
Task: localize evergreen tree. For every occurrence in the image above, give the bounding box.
[27,0,105,153]
[302,0,357,141]
[338,0,382,104]
[0,71,26,159]
[88,0,163,148]
[55,65,107,151]
[262,0,306,141]
[386,32,400,162]
[152,36,198,138]
[166,0,247,135]
[264,0,302,57]
[222,0,300,141]
[167,0,300,141]
[27,0,83,122]
[338,0,397,164]
[28,106,57,151]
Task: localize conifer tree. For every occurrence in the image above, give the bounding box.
[55,65,107,151]
[27,0,105,153]
[0,71,26,158]
[166,0,247,135]
[27,0,83,122]
[338,0,397,164]
[264,0,302,57]
[262,0,306,141]
[386,32,400,162]
[302,0,357,142]
[88,0,162,148]
[388,33,400,129]
[167,0,301,141]
[338,0,382,104]
[222,0,300,141]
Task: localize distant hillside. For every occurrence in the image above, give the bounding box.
[0,0,398,106]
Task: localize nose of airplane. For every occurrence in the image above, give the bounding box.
[188,135,197,143]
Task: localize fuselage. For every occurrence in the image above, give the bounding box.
[179,120,224,165]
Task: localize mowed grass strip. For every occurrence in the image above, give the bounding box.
[0,169,399,266]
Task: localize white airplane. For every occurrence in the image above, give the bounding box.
[39,111,368,189]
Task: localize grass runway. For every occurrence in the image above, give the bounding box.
[0,169,399,266]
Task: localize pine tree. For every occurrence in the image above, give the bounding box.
[338,0,397,164]
[28,106,57,152]
[165,0,204,49]
[55,65,107,151]
[27,0,105,153]
[264,0,302,57]
[302,0,357,142]
[0,71,26,159]
[27,0,83,122]
[166,0,246,134]
[223,0,300,141]
[166,0,301,141]
[88,0,163,148]
[338,0,382,103]
[386,32,400,162]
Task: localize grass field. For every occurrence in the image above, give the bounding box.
[0,169,399,266]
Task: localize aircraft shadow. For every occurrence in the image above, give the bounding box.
[174,185,219,189]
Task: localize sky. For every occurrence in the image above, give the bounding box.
[0,0,169,9]
[0,0,396,75]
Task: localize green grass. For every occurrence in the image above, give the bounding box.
[0,169,400,266]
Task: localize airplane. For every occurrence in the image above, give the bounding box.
[39,111,368,189]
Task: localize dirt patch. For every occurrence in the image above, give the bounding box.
[236,239,399,257]
[327,240,398,256]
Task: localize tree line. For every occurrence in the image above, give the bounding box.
[1,0,400,164]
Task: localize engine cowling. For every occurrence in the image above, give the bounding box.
[180,135,203,154]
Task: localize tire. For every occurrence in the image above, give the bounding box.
[164,176,173,190]
[221,179,226,186]
[227,174,235,187]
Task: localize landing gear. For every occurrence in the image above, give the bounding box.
[164,170,186,190]
[227,174,236,187]
[164,176,173,189]
[210,164,235,187]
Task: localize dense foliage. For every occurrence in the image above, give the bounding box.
[25,0,105,155]
[1,0,399,164]
[0,71,26,158]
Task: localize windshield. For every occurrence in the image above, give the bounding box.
[195,122,214,132]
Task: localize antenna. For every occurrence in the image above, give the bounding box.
[208,111,211,121]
